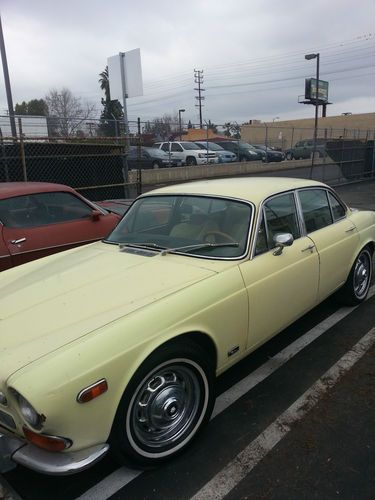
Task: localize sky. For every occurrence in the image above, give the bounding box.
[1,0,375,127]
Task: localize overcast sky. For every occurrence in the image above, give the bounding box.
[1,0,375,126]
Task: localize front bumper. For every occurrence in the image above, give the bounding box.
[0,432,109,475]
[196,157,218,165]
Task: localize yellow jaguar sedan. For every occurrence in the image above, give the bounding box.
[0,177,374,475]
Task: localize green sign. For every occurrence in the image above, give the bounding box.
[305,78,329,103]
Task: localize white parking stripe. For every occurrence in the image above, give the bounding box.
[77,286,374,500]
[77,467,141,500]
[191,327,375,500]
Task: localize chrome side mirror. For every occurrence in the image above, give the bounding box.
[273,233,294,256]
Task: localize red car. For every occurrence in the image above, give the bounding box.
[0,182,121,271]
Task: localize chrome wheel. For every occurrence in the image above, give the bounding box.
[126,358,209,459]
[353,250,371,299]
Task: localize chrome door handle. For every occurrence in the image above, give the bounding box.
[301,244,315,253]
[10,237,26,245]
[345,226,356,233]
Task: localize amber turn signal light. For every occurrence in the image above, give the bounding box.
[77,379,108,403]
[23,427,72,452]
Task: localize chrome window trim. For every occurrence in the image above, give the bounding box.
[250,189,301,260]
[112,193,255,262]
[296,187,348,235]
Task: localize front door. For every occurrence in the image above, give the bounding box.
[240,192,319,350]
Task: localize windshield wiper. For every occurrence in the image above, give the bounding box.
[119,242,167,252]
[160,242,239,256]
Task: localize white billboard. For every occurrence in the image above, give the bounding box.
[107,49,143,101]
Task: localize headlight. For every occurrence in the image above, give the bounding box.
[198,153,206,158]
[15,392,42,428]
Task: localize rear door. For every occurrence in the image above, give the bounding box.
[297,188,360,301]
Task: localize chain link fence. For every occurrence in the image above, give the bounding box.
[1,115,374,201]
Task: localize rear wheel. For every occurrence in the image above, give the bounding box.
[110,341,215,467]
[286,152,293,160]
[339,247,372,305]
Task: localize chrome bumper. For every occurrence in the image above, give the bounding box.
[0,432,109,475]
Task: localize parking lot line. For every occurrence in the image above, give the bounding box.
[191,326,375,500]
[77,287,374,500]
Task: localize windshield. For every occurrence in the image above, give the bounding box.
[145,147,168,158]
[238,141,256,150]
[105,195,252,259]
[197,142,224,151]
[180,142,202,150]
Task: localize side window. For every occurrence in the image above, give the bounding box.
[328,192,346,221]
[161,143,169,152]
[299,189,333,232]
[255,193,300,255]
[171,143,183,152]
[0,192,93,228]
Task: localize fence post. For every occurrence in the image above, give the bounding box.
[0,128,10,181]
[18,117,27,181]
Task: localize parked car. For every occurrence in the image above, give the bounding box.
[253,144,285,162]
[285,139,326,160]
[153,141,218,166]
[0,182,121,271]
[194,141,237,163]
[0,177,374,475]
[127,146,182,169]
[211,140,262,161]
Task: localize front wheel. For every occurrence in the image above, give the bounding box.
[186,157,197,166]
[339,247,372,305]
[286,152,293,160]
[152,162,160,169]
[110,341,215,467]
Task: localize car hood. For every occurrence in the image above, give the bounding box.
[0,242,217,378]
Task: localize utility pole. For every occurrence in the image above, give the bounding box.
[194,69,205,129]
[0,14,17,138]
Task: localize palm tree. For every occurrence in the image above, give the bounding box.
[99,66,110,103]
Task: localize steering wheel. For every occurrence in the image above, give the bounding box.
[204,230,237,244]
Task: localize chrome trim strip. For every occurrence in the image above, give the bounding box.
[7,238,100,257]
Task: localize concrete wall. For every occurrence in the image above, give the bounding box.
[128,158,324,186]
[241,112,375,150]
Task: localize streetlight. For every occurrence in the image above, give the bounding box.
[305,52,320,177]
[272,116,280,123]
[178,109,185,140]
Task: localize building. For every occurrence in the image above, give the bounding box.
[241,112,375,150]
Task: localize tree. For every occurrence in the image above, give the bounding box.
[223,122,241,139]
[207,120,218,133]
[45,88,95,137]
[15,99,47,116]
[98,66,124,136]
[144,114,180,140]
[223,122,232,137]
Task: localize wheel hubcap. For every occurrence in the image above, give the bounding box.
[354,252,371,298]
[130,364,202,451]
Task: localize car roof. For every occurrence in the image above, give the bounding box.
[0,182,77,200]
[144,177,327,205]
